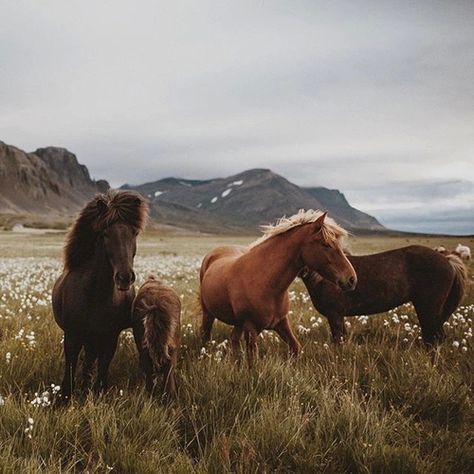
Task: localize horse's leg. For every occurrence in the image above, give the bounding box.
[414,296,447,346]
[436,278,465,342]
[82,341,97,390]
[161,348,178,400]
[274,317,302,357]
[61,332,82,401]
[327,315,346,343]
[230,324,244,359]
[200,308,215,344]
[94,333,119,393]
[243,321,260,368]
[132,321,155,394]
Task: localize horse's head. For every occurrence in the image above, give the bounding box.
[102,221,138,291]
[300,212,357,291]
[95,194,147,292]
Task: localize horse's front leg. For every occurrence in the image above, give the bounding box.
[327,315,346,343]
[94,333,119,394]
[274,317,302,357]
[61,332,83,401]
[230,324,244,361]
[82,341,97,390]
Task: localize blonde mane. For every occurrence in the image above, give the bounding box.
[249,209,347,249]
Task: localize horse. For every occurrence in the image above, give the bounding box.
[132,274,181,399]
[52,190,148,400]
[433,245,448,255]
[300,246,469,345]
[199,210,357,365]
[455,243,471,261]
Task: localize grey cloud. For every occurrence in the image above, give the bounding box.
[0,0,473,233]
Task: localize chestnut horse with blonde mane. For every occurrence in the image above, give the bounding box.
[53,190,148,400]
[199,210,357,364]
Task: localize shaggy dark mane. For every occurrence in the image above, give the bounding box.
[64,189,149,270]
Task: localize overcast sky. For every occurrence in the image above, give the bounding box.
[1,0,473,233]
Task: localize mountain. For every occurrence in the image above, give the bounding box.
[303,187,382,230]
[0,141,109,215]
[123,168,384,231]
[0,140,383,232]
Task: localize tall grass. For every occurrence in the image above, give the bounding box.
[0,234,472,473]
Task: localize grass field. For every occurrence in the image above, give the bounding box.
[0,230,473,473]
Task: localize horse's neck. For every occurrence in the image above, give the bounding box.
[249,228,304,294]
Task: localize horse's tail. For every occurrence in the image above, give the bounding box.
[142,296,180,370]
[447,254,469,297]
[443,254,469,318]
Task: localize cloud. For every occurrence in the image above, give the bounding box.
[0,0,473,233]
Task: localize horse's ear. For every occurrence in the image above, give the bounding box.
[96,198,108,214]
[312,212,327,233]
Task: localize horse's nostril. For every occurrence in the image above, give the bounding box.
[339,277,356,292]
[115,271,134,286]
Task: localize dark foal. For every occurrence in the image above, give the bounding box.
[301,245,468,345]
[52,190,148,400]
[132,274,181,399]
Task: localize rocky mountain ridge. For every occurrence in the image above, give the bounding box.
[0,141,108,215]
[123,168,383,231]
[0,140,383,232]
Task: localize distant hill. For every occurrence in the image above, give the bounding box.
[0,141,108,215]
[122,168,384,231]
[0,140,383,232]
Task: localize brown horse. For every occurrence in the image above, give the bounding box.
[132,275,181,399]
[199,210,357,365]
[300,246,469,345]
[52,190,148,400]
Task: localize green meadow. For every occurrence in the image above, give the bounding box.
[0,230,472,473]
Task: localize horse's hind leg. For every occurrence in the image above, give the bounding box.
[327,315,346,343]
[94,333,119,394]
[61,332,82,401]
[414,296,448,346]
[133,322,155,394]
[274,317,302,357]
[162,348,178,400]
[439,277,465,330]
[200,308,215,344]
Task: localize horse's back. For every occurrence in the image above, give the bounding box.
[200,245,247,280]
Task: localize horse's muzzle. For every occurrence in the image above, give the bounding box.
[338,276,357,292]
[115,271,136,291]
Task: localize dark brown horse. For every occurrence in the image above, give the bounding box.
[199,210,357,365]
[301,245,468,345]
[52,190,148,400]
[132,274,181,399]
